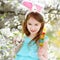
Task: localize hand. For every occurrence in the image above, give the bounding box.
[13,37,23,46]
[13,37,24,54]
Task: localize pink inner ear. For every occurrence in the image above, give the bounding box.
[22,1,32,10]
[35,4,42,12]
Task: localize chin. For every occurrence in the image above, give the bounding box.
[31,32,37,35]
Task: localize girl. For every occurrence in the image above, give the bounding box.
[14,12,49,60]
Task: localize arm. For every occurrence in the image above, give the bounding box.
[14,41,23,54]
[38,41,48,60]
[13,38,24,54]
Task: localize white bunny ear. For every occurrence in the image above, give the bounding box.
[32,5,37,12]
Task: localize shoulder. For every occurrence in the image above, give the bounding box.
[44,35,49,42]
[39,32,49,42]
[39,34,49,46]
[39,34,49,43]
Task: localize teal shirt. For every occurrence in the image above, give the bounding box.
[15,36,48,60]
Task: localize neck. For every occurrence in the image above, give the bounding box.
[29,34,36,39]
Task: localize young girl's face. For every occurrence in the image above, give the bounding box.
[27,17,41,35]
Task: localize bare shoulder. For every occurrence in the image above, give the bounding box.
[44,35,49,42]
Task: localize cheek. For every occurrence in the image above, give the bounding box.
[35,27,41,33]
[36,26,41,30]
[37,28,40,32]
[27,25,30,30]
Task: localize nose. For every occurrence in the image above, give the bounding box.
[31,26,35,30]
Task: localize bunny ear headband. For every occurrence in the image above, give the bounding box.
[22,0,45,19]
[22,0,43,12]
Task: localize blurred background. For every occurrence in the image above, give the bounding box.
[0,0,60,60]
